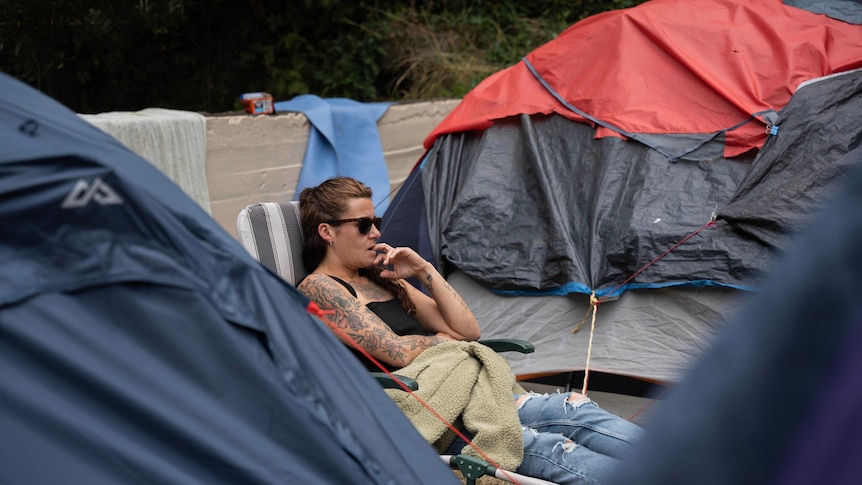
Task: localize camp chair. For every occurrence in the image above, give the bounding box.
[236,201,547,485]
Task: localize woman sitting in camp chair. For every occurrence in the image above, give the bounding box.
[296,177,643,485]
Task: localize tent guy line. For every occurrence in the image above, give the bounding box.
[594,217,718,306]
[576,216,717,394]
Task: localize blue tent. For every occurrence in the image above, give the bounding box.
[0,72,459,484]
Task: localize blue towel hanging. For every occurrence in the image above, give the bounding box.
[275,95,394,213]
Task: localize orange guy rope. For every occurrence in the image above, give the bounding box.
[581,292,599,395]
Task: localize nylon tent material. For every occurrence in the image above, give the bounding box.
[0,71,459,484]
[424,0,862,159]
[381,0,862,382]
[411,69,862,297]
[609,156,862,485]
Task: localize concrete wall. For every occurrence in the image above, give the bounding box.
[205,99,459,239]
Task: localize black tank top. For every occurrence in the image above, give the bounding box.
[327,275,424,371]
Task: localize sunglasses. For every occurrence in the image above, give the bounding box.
[325,217,382,234]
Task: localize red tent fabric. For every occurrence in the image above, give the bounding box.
[426,0,862,158]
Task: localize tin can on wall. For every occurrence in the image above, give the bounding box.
[239,92,274,115]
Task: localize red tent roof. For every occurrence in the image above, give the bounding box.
[425,0,862,158]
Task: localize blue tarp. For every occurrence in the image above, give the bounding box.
[275,95,393,213]
[0,72,458,484]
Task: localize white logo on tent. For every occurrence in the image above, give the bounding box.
[61,178,123,208]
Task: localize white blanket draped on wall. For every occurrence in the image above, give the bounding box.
[80,108,211,213]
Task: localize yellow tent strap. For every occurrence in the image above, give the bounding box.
[571,303,592,334]
[571,218,718,394]
[577,292,599,395]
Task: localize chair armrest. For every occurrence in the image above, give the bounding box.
[478,338,535,354]
[371,372,419,391]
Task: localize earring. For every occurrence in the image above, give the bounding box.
[329,240,333,246]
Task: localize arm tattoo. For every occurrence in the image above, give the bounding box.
[298,275,443,366]
[422,272,471,312]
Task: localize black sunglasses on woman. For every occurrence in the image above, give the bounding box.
[325,217,382,234]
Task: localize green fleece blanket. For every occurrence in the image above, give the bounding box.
[385,341,524,471]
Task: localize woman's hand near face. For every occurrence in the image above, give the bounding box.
[372,244,431,280]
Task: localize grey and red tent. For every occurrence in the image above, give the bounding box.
[382,0,862,384]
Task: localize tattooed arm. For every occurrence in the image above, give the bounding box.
[374,244,480,341]
[298,273,453,368]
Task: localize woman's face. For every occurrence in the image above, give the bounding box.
[329,197,381,268]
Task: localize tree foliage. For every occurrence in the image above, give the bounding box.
[0,0,644,113]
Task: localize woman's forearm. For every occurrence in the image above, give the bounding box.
[415,263,481,340]
[351,328,449,368]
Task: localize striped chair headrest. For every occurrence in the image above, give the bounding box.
[236,201,307,285]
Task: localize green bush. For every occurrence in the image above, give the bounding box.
[0,0,645,113]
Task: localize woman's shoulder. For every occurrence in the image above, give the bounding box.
[299,273,358,297]
[297,273,367,311]
[299,272,341,287]
[296,272,319,289]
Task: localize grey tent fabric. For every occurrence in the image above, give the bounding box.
[416,69,862,296]
[446,270,740,383]
[785,0,862,24]
[389,71,862,383]
[0,71,460,484]
[719,69,862,249]
[609,152,862,485]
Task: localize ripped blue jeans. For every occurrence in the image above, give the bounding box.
[514,392,643,485]
[444,392,643,484]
